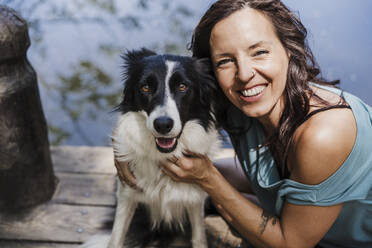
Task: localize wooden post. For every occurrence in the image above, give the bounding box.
[0,5,57,211]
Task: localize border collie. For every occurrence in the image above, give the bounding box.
[81,48,220,248]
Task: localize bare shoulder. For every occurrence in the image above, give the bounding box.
[288,106,357,185]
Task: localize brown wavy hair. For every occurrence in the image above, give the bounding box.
[189,0,339,178]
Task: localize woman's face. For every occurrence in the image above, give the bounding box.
[210,7,290,130]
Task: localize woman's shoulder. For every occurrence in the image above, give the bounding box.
[287,102,357,185]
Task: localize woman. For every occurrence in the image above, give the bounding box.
[116,0,372,247]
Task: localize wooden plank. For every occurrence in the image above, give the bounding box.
[0,240,192,248]
[0,203,191,247]
[0,146,235,247]
[51,146,116,174]
[50,146,234,174]
[0,240,79,248]
[52,172,117,207]
[0,203,114,243]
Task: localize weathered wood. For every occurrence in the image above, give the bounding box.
[0,241,79,248]
[50,145,234,174]
[0,241,190,248]
[0,201,189,247]
[0,146,236,247]
[0,203,114,243]
[52,172,117,206]
[0,5,56,211]
[51,146,116,174]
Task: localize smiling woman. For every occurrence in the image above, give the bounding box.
[160,0,371,247]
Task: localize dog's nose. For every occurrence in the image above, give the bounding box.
[154,116,174,134]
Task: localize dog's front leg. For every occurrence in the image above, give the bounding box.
[186,201,208,248]
[108,183,138,248]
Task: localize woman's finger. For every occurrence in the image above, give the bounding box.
[114,160,138,189]
[114,160,126,181]
[168,156,179,165]
[162,159,186,179]
[161,166,180,182]
[183,149,204,158]
[121,161,137,185]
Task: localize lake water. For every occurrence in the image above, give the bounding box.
[2,0,371,146]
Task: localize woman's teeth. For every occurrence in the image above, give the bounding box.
[241,85,266,97]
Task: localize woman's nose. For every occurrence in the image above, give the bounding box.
[235,59,255,83]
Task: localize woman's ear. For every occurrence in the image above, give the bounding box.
[287,50,291,59]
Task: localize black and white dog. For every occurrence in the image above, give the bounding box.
[82,49,220,248]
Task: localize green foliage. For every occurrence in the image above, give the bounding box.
[55,60,121,144]
[48,123,71,145]
[85,0,116,14]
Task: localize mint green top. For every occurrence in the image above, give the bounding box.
[227,84,372,247]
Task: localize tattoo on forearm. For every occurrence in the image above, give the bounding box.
[259,210,278,235]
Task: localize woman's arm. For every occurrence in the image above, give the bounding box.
[206,167,343,248]
[114,159,139,189]
[162,148,343,248]
[112,122,139,190]
[113,154,255,193]
[162,108,356,248]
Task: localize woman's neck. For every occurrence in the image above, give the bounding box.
[257,96,286,137]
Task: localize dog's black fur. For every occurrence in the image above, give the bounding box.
[119,48,217,132]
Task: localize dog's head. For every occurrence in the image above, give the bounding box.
[118,48,217,153]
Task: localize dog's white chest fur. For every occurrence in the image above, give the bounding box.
[112,111,220,226]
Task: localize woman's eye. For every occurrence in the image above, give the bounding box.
[253,50,269,56]
[216,58,233,67]
[140,85,151,93]
[179,83,187,92]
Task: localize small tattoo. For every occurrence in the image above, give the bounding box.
[259,210,277,235]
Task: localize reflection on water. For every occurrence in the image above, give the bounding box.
[2,0,371,146]
[2,0,213,145]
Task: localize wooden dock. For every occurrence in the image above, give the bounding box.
[0,146,239,248]
[0,146,117,247]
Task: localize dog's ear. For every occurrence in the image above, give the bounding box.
[118,48,156,113]
[121,48,157,76]
[122,48,157,65]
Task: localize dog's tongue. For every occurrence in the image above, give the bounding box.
[156,138,176,149]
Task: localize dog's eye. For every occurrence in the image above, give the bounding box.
[179,83,187,92]
[140,85,151,93]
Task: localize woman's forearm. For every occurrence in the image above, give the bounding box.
[161,153,336,247]
[201,167,287,248]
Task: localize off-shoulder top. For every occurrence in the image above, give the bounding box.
[227,84,372,247]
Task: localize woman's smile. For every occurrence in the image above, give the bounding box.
[239,84,268,102]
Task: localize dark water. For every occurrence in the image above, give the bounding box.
[2,0,371,146]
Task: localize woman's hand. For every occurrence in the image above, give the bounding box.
[114,159,140,190]
[112,124,140,190]
[161,150,217,187]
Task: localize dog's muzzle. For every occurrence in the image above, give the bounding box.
[153,116,179,153]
